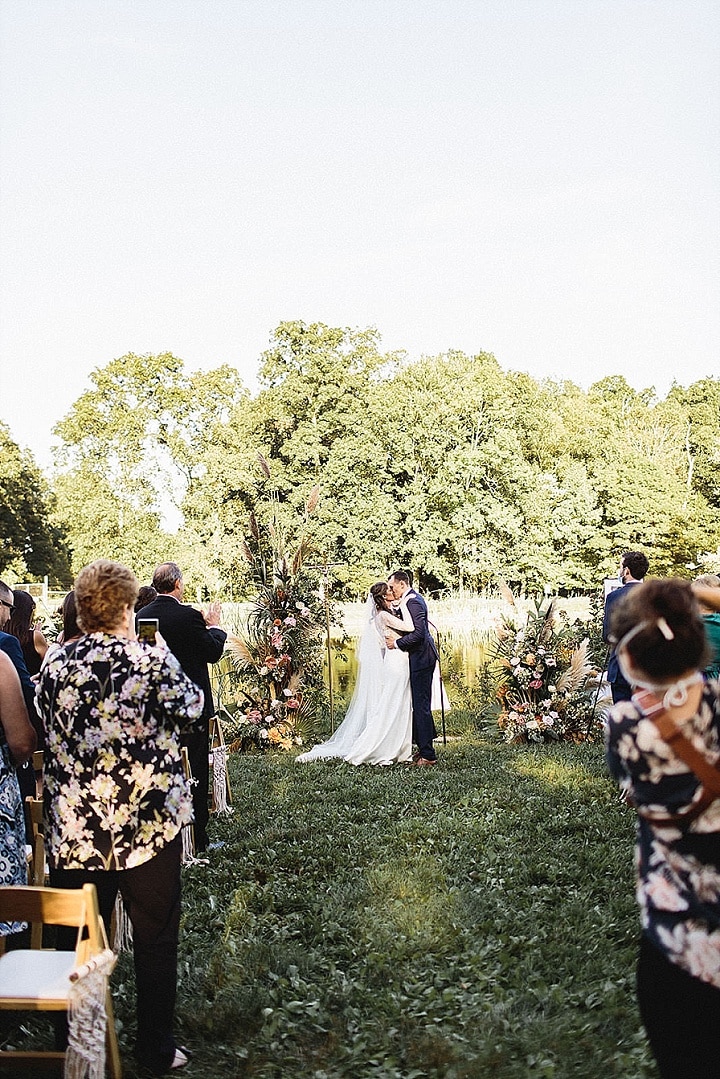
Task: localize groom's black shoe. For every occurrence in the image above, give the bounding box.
[414,757,437,766]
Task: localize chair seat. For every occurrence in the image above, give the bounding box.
[0,949,77,1002]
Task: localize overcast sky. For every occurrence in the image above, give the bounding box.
[1,0,718,470]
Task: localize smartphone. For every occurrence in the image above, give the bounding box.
[137,618,159,644]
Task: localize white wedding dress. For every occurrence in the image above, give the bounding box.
[296,595,413,766]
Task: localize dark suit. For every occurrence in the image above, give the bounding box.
[136,596,226,849]
[603,581,641,703]
[394,591,438,761]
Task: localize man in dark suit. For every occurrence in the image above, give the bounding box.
[603,551,649,702]
[386,569,439,765]
[137,563,226,851]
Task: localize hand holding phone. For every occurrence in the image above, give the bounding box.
[137,618,159,645]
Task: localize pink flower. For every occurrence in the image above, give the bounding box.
[286,697,300,710]
[528,679,544,690]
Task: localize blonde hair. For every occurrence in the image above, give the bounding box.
[74,560,139,633]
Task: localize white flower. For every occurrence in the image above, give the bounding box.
[527,719,539,730]
[510,656,521,666]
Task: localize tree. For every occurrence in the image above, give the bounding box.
[182,322,401,596]
[52,352,245,577]
[0,422,71,583]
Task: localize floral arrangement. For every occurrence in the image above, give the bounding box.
[215,468,330,751]
[492,591,604,743]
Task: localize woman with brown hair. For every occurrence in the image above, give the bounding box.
[7,589,48,675]
[605,578,720,1077]
[36,559,204,1075]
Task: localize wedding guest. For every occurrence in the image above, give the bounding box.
[135,585,158,612]
[58,590,81,644]
[8,589,49,675]
[0,651,37,936]
[605,578,720,1077]
[36,559,203,1075]
[0,578,44,767]
[137,562,226,852]
[602,551,649,702]
[694,574,720,680]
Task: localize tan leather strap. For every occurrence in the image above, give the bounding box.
[633,690,720,827]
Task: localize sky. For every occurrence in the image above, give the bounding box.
[1,0,718,471]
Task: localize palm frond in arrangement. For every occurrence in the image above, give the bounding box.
[498,579,516,607]
[225,635,257,671]
[555,638,594,695]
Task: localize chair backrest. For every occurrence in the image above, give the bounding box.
[0,885,105,959]
[24,799,47,938]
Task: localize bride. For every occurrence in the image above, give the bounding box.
[296,582,415,766]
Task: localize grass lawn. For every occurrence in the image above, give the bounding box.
[141,738,656,1079]
[1,738,656,1078]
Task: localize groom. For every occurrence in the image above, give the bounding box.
[386,570,438,765]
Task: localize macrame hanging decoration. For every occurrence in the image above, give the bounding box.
[212,745,230,814]
[65,948,116,1079]
[112,892,133,953]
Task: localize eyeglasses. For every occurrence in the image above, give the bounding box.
[0,599,14,614]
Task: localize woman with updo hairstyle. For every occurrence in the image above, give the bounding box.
[36,559,204,1075]
[605,578,720,1077]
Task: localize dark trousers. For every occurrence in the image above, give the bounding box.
[637,933,720,1078]
[182,721,209,851]
[610,672,633,703]
[50,835,182,1076]
[410,663,437,761]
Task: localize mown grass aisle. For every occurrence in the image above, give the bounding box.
[132,741,657,1078]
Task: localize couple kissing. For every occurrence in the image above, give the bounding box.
[296,571,446,767]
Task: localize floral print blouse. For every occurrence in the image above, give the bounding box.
[36,633,204,871]
[606,680,720,988]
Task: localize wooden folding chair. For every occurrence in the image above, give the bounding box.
[24,798,47,944]
[32,749,44,799]
[0,884,122,1078]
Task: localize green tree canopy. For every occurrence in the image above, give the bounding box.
[0,422,71,583]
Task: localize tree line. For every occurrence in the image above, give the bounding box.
[2,321,719,598]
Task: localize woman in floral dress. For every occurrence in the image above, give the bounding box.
[36,559,204,1076]
[0,651,37,935]
[605,578,720,1078]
